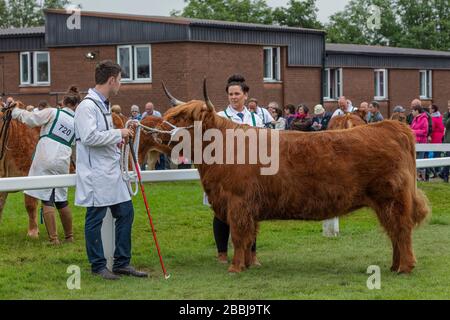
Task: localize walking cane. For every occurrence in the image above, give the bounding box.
[128,135,170,279]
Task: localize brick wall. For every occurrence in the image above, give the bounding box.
[3,44,450,118]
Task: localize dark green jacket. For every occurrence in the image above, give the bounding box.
[444,116,450,143]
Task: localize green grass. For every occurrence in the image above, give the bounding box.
[0,181,449,300]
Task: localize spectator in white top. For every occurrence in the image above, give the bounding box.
[247,98,274,127]
[141,102,162,119]
[331,96,348,118]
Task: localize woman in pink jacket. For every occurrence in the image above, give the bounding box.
[431,104,445,143]
[410,105,428,180]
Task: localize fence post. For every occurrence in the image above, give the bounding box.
[101,209,115,271]
[323,217,339,237]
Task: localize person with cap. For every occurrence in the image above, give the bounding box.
[390,105,407,123]
[311,104,332,131]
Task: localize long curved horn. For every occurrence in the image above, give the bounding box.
[203,78,215,112]
[162,81,185,106]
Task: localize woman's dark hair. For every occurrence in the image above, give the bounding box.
[226,74,249,94]
[412,105,424,113]
[431,104,439,113]
[284,104,296,115]
[95,60,122,85]
[273,107,283,120]
[38,100,49,109]
[370,101,380,109]
[297,104,309,114]
[63,86,81,107]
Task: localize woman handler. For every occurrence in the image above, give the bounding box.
[11,86,81,244]
[214,74,264,264]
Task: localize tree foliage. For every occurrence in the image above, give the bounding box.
[0,0,72,28]
[272,0,322,29]
[173,0,323,28]
[326,0,450,50]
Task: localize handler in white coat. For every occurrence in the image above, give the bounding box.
[74,60,148,280]
[213,74,264,265]
[11,86,80,244]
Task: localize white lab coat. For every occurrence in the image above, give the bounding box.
[255,106,274,125]
[74,89,130,207]
[12,107,74,202]
[217,105,265,127]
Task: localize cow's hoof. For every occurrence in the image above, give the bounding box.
[397,265,414,274]
[251,254,262,267]
[390,265,399,272]
[27,229,39,239]
[228,265,244,273]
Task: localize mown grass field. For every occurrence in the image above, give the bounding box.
[0,180,449,300]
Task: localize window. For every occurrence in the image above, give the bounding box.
[19,51,50,86]
[324,68,343,100]
[263,47,281,81]
[419,70,432,99]
[117,45,151,82]
[374,69,388,100]
[20,52,30,85]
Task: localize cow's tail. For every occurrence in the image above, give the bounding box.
[400,122,431,226]
[412,189,430,226]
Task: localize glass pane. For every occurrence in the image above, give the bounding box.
[330,70,335,98]
[263,49,271,79]
[379,72,384,97]
[21,54,29,83]
[119,47,131,79]
[337,70,342,98]
[374,72,378,96]
[324,69,329,98]
[36,53,49,83]
[420,72,425,96]
[135,47,150,79]
[272,48,278,80]
[427,71,432,97]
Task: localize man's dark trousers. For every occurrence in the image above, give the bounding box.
[85,200,134,273]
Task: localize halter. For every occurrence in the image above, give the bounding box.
[0,104,14,161]
[138,120,194,145]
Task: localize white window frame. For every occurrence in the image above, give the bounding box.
[33,51,50,86]
[374,69,388,100]
[20,52,31,85]
[117,44,152,83]
[117,45,133,82]
[133,45,152,82]
[263,47,281,82]
[324,68,343,100]
[419,70,432,99]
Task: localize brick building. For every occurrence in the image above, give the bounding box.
[1,9,450,117]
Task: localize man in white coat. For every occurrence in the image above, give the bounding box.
[74,60,148,280]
